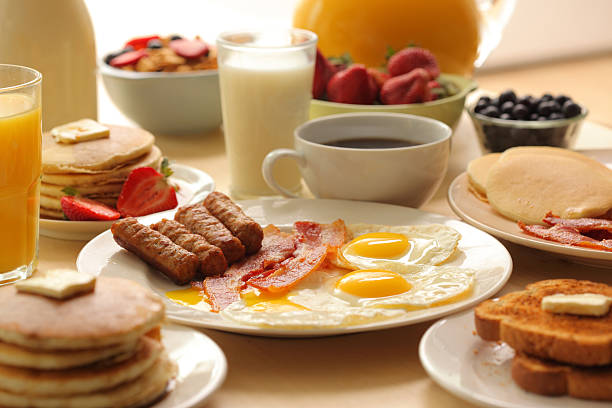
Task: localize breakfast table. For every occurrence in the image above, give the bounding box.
[39,53,612,408]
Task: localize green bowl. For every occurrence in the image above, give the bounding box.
[309,73,477,130]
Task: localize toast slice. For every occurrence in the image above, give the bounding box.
[475,279,612,366]
[512,352,612,400]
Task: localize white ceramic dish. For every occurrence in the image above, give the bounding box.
[158,323,226,408]
[77,198,512,337]
[419,310,609,408]
[99,61,222,135]
[447,149,612,268]
[40,164,214,241]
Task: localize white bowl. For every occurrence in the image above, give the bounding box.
[99,60,222,135]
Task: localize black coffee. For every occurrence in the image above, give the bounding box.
[323,138,418,149]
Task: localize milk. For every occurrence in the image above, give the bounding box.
[218,48,314,198]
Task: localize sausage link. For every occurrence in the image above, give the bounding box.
[203,191,264,254]
[174,204,246,264]
[150,219,227,276]
[111,218,199,285]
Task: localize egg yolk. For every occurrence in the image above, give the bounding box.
[343,232,410,259]
[166,287,207,306]
[335,269,412,298]
[241,289,310,312]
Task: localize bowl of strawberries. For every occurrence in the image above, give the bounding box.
[310,46,476,130]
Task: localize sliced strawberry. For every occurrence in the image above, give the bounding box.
[169,39,209,59]
[109,50,148,67]
[312,48,336,99]
[327,64,378,105]
[125,35,160,50]
[380,68,430,104]
[60,196,121,221]
[117,167,178,217]
[387,47,440,79]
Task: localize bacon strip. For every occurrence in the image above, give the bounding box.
[247,220,347,294]
[200,225,296,311]
[575,240,612,252]
[518,222,598,245]
[542,212,612,233]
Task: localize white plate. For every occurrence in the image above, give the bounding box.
[158,323,226,408]
[40,164,214,241]
[77,198,512,337]
[447,149,612,268]
[419,310,610,408]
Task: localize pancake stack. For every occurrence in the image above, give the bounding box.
[41,124,162,219]
[0,277,175,408]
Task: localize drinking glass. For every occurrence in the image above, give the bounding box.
[217,29,317,199]
[0,65,42,284]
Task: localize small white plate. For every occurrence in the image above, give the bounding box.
[77,198,512,337]
[40,164,215,241]
[419,310,610,408]
[448,149,612,268]
[159,323,226,408]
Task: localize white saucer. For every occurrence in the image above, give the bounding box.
[419,309,610,408]
[40,164,214,241]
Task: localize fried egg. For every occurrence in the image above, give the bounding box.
[338,224,461,272]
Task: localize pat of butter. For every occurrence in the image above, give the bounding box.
[16,269,96,300]
[51,119,109,144]
[541,293,612,316]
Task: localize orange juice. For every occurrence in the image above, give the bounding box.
[0,93,41,273]
[293,0,480,75]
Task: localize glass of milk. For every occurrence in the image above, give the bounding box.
[217,29,317,199]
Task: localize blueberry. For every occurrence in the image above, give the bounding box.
[529,113,539,121]
[170,34,183,41]
[512,104,530,120]
[541,93,553,101]
[501,101,514,114]
[549,112,564,120]
[555,94,570,105]
[538,101,555,116]
[147,39,163,49]
[490,97,500,107]
[517,95,532,107]
[478,96,491,105]
[549,101,561,112]
[537,116,548,121]
[474,103,487,114]
[481,106,500,118]
[562,101,581,118]
[499,89,517,104]
[500,113,512,120]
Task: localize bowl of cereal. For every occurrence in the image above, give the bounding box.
[100,35,222,135]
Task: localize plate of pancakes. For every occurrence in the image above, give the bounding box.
[77,198,513,337]
[40,124,215,240]
[448,147,612,267]
[0,276,226,408]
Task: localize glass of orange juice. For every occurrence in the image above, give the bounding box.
[0,65,42,284]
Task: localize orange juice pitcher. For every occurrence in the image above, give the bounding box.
[293,0,515,75]
[0,65,42,283]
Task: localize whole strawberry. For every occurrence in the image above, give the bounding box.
[380,68,430,105]
[327,64,378,105]
[387,47,440,79]
[312,48,336,99]
[367,68,390,89]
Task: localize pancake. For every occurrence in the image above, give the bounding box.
[0,352,176,408]
[43,125,155,174]
[40,207,65,220]
[467,153,500,195]
[41,182,124,199]
[0,337,161,396]
[42,146,162,187]
[40,195,117,212]
[0,339,138,370]
[0,277,165,350]
[486,148,612,224]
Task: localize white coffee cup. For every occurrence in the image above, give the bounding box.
[262,112,451,207]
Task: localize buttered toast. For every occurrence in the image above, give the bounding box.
[474,279,612,366]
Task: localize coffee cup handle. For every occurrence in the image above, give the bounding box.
[262,149,306,198]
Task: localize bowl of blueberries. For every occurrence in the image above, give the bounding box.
[467,89,587,153]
